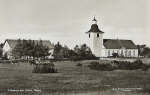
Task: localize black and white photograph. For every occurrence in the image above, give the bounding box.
[0,0,150,95]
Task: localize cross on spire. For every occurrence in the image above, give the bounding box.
[92,16,97,24]
[92,16,97,21]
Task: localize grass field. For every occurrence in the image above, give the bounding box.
[0,58,150,95]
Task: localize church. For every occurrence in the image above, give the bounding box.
[86,17,138,58]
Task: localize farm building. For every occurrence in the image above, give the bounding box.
[2,39,54,59]
[86,17,138,57]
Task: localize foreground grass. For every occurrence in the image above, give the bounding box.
[0,60,150,95]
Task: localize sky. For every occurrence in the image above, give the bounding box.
[0,0,149,48]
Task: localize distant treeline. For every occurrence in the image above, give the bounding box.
[137,45,150,57]
[53,42,97,61]
[0,39,97,60]
[11,39,50,59]
[0,39,150,60]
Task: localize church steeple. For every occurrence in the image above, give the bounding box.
[86,17,104,57]
[92,17,97,24]
[87,17,104,34]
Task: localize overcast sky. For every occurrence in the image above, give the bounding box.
[0,0,149,48]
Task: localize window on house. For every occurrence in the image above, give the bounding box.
[89,34,90,38]
[97,33,99,37]
[125,50,127,57]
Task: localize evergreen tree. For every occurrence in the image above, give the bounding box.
[63,45,70,58]
[12,39,50,59]
[73,44,96,60]
[53,42,63,59]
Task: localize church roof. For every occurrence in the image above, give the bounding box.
[4,39,54,49]
[87,24,104,33]
[103,39,137,49]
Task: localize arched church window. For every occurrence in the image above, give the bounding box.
[121,50,124,56]
[128,50,131,57]
[108,50,110,56]
[97,33,99,37]
[125,50,127,57]
[89,34,90,38]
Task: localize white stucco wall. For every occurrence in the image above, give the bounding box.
[101,48,106,57]
[88,33,103,57]
[104,49,138,57]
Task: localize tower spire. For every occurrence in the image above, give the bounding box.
[92,16,97,24]
[86,17,104,57]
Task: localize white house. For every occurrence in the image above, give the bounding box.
[2,39,54,59]
[86,17,138,57]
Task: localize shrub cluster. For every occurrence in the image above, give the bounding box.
[53,43,97,61]
[11,39,50,59]
[88,60,149,71]
[32,63,57,73]
[88,61,114,71]
[0,59,26,64]
[113,60,148,70]
[76,63,82,67]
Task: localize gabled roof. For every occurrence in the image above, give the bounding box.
[5,39,18,49]
[87,24,104,33]
[4,39,54,49]
[103,39,137,49]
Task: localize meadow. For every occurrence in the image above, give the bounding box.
[0,58,150,95]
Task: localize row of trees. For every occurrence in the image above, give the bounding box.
[1,39,150,60]
[53,42,96,60]
[0,39,96,60]
[137,45,150,57]
[53,43,150,59]
[12,39,50,59]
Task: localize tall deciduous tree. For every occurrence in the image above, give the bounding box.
[53,42,63,59]
[53,42,96,60]
[12,39,23,58]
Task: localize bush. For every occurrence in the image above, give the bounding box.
[0,60,20,64]
[113,60,145,70]
[32,63,57,73]
[112,53,119,58]
[76,63,82,67]
[88,60,149,71]
[2,53,8,60]
[141,65,149,71]
[70,56,98,61]
[88,61,114,71]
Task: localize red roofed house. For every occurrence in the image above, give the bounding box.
[2,39,54,59]
[86,17,138,57]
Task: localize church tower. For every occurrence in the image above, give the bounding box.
[86,17,104,57]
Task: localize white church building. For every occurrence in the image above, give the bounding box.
[86,17,138,57]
